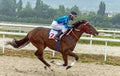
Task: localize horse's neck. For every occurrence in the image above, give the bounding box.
[69,29,84,41]
[74,30,84,39]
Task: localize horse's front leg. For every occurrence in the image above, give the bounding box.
[66,50,79,69]
[51,52,68,66]
[61,53,68,66]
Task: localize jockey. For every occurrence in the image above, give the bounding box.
[51,11,77,40]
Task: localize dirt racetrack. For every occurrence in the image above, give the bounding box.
[0,56,120,76]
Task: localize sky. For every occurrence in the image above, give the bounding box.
[43,0,120,13]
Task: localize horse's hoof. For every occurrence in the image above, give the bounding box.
[44,66,47,70]
[50,60,55,63]
[50,69,54,72]
[63,64,67,66]
[66,66,72,70]
[48,67,54,72]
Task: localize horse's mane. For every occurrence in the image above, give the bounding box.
[72,20,81,26]
[72,20,87,28]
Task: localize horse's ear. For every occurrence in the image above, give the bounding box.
[82,20,87,23]
[72,20,81,26]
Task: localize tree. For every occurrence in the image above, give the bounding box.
[57,5,66,16]
[12,0,17,15]
[34,0,43,17]
[70,5,80,14]
[18,1,34,18]
[47,8,56,19]
[110,14,120,28]
[17,0,22,12]
[34,0,42,10]
[0,0,17,16]
[97,1,106,16]
[25,1,32,9]
[34,0,53,19]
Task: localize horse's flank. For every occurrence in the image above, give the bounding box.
[28,27,78,53]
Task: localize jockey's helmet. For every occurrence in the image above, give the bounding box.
[70,11,77,16]
[70,11,77,20]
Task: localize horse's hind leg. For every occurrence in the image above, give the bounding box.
[30,38,51,68]
[35,50,51,67]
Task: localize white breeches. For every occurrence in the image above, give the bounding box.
[51,21,68,33]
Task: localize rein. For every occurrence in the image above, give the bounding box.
[66,29,79,41]
[69,22,88,41]
[71,29,79,40]
[67,28,81,41]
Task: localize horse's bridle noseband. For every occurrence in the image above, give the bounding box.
[71,22,89,40]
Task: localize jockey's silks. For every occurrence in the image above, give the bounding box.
[55,16,72,29]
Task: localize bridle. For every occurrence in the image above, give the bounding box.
[69,22,89,41]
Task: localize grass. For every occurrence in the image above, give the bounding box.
[80,34,120,46]
[78,40,120,46]
[0,34,24,39]
[1,49,120,66]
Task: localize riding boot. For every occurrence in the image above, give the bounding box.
[54,31,63,40]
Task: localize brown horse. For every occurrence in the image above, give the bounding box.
[7,20,98,69]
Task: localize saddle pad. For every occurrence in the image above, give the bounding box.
[49,29,58,39]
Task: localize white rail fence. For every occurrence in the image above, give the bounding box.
[0,31,120,61]
[0,22,120,38]
[0,23,50,32]
[0,23,120,61]
[0,32,27,53]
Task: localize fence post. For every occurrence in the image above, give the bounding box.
[2,34,5,54]
[113,32,116,39]
[52,51,55,57]
[104,41,108,61]
[90,35,93,51]
[19,27,22,33]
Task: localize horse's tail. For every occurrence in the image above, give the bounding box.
[7,35,30,48]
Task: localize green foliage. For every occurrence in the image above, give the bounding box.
[18,2,35,18]
[97,1,106,16]
[110,14,120,28]
[17,0,22,12]
[0,0,16,16]
[34,0,52,19]
[56,5,66,16]
[88,15,112,28]
[70,5,80,14]
[0,0,119,28]
[78,39,120,46]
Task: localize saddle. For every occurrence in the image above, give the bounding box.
[49,29,70,40]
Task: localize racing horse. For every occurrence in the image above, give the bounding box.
[7,20,98,70]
